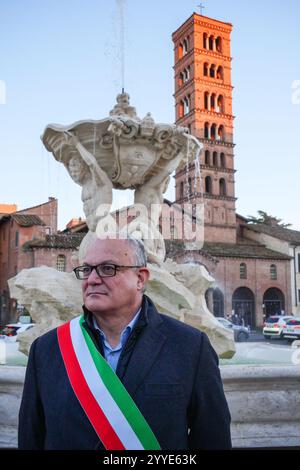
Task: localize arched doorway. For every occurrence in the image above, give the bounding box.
[213,288,224,317]
[263,288,285,318]
[205,288,224,317]
[232,287,255,328]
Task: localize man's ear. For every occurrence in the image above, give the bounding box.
[137,267,150,291]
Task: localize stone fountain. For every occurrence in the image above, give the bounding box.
[8,93,235,358]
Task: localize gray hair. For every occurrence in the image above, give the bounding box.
[125,235,147,267]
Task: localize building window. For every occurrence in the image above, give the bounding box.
[210,64,216,78]
[203,33,208,49]
[179,100,184,118]
[15,231,19,247]
[211,123,217,140]
[205,150,210,165]
[213,152,218,167]
[240,263,247,279]
[178,43,183,59]
[57,255,66,272]
[204,122,210,139]
[178,72,184,87]
[210,93,216,111]
[180,181,184,199]
[217,125,225,141]
[216,36,222,53]
[270,264,277,280]
[183,37,189,55]
[220,152,226,168]
[204,62,209,76]
[183,66,190,83]
[188,177,192,195]
[209,35,214,51]
[219,178,227,196]
[205,176,212,194]
[216,66,223,80]
[217,95,224,113]
[183,96,190,115]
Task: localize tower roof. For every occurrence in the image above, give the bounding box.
[172,12,232,40]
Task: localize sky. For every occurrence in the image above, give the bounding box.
[0,0,299,231]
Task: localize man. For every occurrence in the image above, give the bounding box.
[18,236,231,450]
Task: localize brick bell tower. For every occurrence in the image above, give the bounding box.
[172,13,237,244]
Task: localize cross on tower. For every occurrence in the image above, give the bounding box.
[197,3,205,15]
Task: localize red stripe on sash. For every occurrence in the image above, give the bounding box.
[57,322,125,450]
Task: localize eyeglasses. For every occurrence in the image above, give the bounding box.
[73,263,144,280]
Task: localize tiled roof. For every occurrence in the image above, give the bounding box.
[245,224,300,245]
[23,233,85,250]
[203,242,291,260]
[12,214,45,227]
[165,239,291,261]
[0,214,45,227]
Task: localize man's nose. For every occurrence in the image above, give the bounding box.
[87,267,104,284]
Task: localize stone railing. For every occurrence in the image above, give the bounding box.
[222,365,300,448]
[1,365,300,448]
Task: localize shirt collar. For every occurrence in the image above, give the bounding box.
[91,307,141,349]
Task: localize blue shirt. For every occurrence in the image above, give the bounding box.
[92,309,141,372]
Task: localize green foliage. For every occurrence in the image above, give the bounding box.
[247,210,291,228]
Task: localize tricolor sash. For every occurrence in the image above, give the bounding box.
[57,315,161,450]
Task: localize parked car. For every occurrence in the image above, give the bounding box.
[282,317,300,342]
[263,315,294,339]
[0,322,34,341]
[216,317,250,342]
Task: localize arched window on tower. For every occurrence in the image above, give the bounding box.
[204,92,209,110]
[217,95,224,113]
[205,150,210,165]
[211,123,217,140]
[205,176,212,194]
[178,72,184,87]
[217,66,223,80]
[209,35,214,51]
[270,264,277,280]
[183,96,190,115]
[183,66,190,83]
[179,101,184,118]
[204,62,209,76]
[216,36,222,53]
[178,43,183,59]
[217,125,225,141]
[240,263,247,280]
[57,254,66,272]
[204,122,210,139]
[188,177,192,195]
[183,37,189,55]
[210,93,216,111]
[210,64,216,78]
[213,152,218,167]
[220,152,226,168]
[203,33,208,49]
[219,178,227,196]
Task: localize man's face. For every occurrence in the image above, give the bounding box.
[82,238,148,315]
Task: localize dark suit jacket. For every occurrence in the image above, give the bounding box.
[18,295,231,450]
